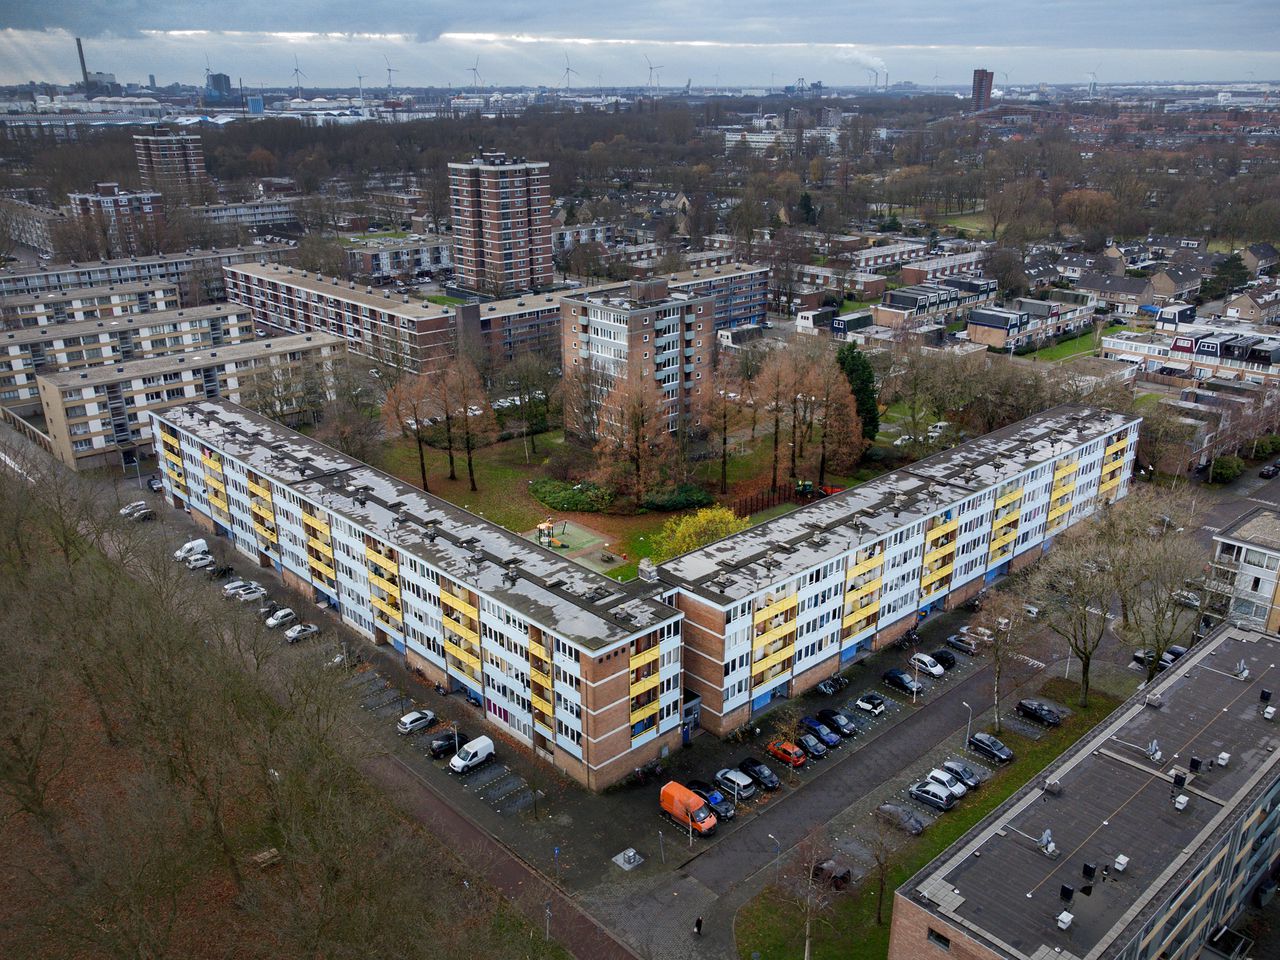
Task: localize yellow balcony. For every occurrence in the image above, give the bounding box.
[920,563,954,589]
[1099,475,1123,494]
[1105,436,1130,457]
[752,618,797,650]
[368,569,401,599]
[1051,480,1076,501]
[534,717,554,737]
[250,499,273,522]
[989,529,1018,553]
[847,552,885,579]
[370,594,402,623]
[302,511,330,534]
[252,520,277,545]
[204,472,226,493]
[163,465,186,487]
[631,644,661,669]
[1048,501,1073,523]
[531,691,553,717]
[200,453,223,473]
[208,491,229,514]
[923,540,957,567]
[995,486,1024,509]
[848,576,882,602]
[630,700,661,727]
[443,614,478,644]
[530,666,552,689]
[630,672,661,698]
[309,556,336,581]
[1054,459,1079,480]
[926,517,959,542]
[439,588,479,620]
[992,508,1019,531]
[365,546,398,575]
[753,592,798,624]
[529,644,552,666]
[246,478,272,501]
[307,535,333,557]
[162,447,183,468]
[842,598,879,628]
[752,643,795,677]
[1101,458,1126,476]
[444,638,481,673]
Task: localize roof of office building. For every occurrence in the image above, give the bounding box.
[1216,506,1280,553]
[901,623,1280,960]
[156,399,680,649]
[658,405,1138,604]
[2,302,249,347]
[39,332,343,387]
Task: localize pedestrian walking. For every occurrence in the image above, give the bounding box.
[694,916,703,936]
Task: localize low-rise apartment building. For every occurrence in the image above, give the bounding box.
[345,238,452,283]
[191,199,299,232]
[890,620,1280,960]
[1206,507,1280,631]
[149,399,686,791]
[899,251,987,285]
[0,303,253,413]
[966,295,1095,350]
[1102,325,1280,384]
[0,197,66,255]
[38,332,343,469]
[657,404,1139,735]
[0,244,293,304]
[849,241,930,273]
[1,279,181,330]
[551,222,614,254]
[871,276,998,329]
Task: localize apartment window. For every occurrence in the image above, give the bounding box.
[926,929,951,951]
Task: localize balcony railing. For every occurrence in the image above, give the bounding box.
[995,487,1024,509]
[365,546,398,575]
[753,592,799,624]
[439,588,479,620]
[847,552,885,579]
[631,644,661,670]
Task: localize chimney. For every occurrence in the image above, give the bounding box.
[76,38,91,94]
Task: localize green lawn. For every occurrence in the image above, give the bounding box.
[840,298,875,314]
[939,212,988,235]
[426,294,466,306]
[735,678,1123,960]
[1028,325,1142,363]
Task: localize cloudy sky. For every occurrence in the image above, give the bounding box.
[2,1,1276,90]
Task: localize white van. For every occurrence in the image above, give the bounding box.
[173,538,208,561]
[448,735,495,773]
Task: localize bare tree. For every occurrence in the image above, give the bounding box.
[384,374,435,491]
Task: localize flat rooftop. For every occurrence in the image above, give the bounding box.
[0,244,293,279]
[1217,506,1280,553]
[2,303,249,347]
[658,405,1137,604]
[1,278,179,309]
[39,332,343,387]
[157,399,679,650]
[904,624,1280,960]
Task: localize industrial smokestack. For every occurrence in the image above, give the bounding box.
[76,37,91,94]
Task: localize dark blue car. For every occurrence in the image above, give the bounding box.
[801,715,842,748]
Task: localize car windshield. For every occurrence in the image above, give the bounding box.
[691,804,710,822]
[457,749,473,761]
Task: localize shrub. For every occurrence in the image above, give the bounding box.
[640,483,714,512]
[542,444,593,482]
[1210,455,1245,484]
[1252,435,1280,459]
[650,506,750,562]
[529,478,614,512]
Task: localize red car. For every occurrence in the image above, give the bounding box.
[766,739,807,768]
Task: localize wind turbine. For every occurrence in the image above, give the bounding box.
[384,55,399,99]
[644,55,663,97]
[291,55,306,100]
[560,53,578,93]
[467,57,484,94]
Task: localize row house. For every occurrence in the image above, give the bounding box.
[898,251,987,285]
[1225,283,1280,324]
[1075,272,1153,316]
[870,276,998,329]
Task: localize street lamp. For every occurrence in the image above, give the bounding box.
[962,700,972,747]
[768,832,781,883]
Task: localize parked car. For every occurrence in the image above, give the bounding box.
[1173,590,1201,609]
[185,553,216,570]
[909,781,956,812]
[118,500,148,517]
[173,538,208,561]
[909,653,945,677]
[811,859,853,890]
[817,708,857,737]
[1016,698,1064,726]
[1261,464,1279,479]
[1022,603,1042,620]
[265,608,298,630]
[930,649,957,670]
[893,434,917,447]
[147,476,164,492]
[659,781,717,837]
[926,767,968,800]
[853,692,886,715]
[714,768,757,802]
[686,780,736,820]
[223,578,259,597]
[815,678,839,696]
[397,709,436,735]
[284,623,319,643]
[131,508,156,522]
[797,732,829,760]
[969,731,1014,764]
[235,585,268,603]
[883,668,923,695]
[958,625,994,643]
[945,634,979,655]
[801,716,842,748]
[876,802,926,836]
[449,735,495,774]
[942,759,981,790]
[1167,644,1190,661]
[1133,648,1175,671]
[739,756,780,791]
[426,727,468,758]
[205,563,232,579]
[766,740,807,768]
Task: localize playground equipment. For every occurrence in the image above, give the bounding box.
[537,518,568,549]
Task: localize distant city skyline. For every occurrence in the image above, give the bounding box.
[2,1,1278,91]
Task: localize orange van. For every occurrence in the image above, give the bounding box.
[659,780,718,836]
